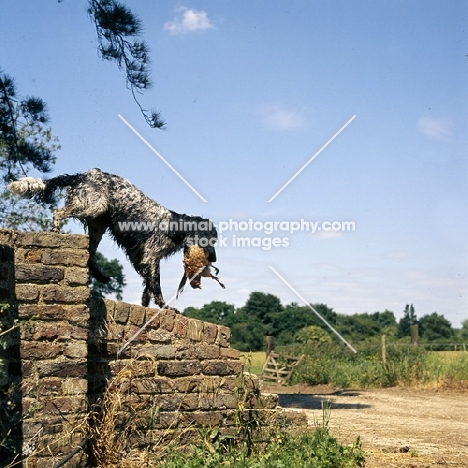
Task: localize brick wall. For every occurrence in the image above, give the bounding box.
[0,229,303,467]
[0,230,90,468]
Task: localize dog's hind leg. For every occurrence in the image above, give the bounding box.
[141,262,164,308]
[88,218,111,284]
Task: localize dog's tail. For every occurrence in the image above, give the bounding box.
[8,174,82,204]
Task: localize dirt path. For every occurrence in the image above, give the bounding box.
[264,384,468,467]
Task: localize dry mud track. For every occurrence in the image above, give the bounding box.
[264,384,468,467]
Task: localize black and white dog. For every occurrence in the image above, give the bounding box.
[9,168,218,307]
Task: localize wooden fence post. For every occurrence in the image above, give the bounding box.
[266,335,275,357]
[410,324,419,347]
[381,334,387,368]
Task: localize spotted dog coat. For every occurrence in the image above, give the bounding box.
[8,168,218,307]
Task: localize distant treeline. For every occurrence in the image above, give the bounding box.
[183,293,468,351]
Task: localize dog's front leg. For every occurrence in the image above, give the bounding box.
[52,207,70,233]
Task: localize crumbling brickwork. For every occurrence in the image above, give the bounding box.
[0,229,303,468]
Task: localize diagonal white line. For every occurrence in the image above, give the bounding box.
[118,114,207,202]
[269,266,357,353]
[268,114,356,202]
[117,266,206,356]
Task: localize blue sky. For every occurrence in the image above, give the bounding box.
[1,1,467,327]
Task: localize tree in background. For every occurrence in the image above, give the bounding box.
[183,300,265,351]
[0,70,61,230]
[86,0,165,129]
[419,312,453,341]
[89,252,126,300]
[184,301,235,325]
[397,304,417,338]
[268,302,337,345]
[240,292,283,324]
[461,319,468,340]
[295,325,332,344]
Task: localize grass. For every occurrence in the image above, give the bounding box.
[240,352,266,376]
[160,401,365,468]
[266,343,468,389]
[160,428,364,468]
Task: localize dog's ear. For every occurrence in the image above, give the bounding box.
[205,245,216,262]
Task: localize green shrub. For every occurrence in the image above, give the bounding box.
[285,342,468,388]
[160,428,364,468]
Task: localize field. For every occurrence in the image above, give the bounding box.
[244,349,468,466]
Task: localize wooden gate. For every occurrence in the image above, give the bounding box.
[261,352,305,385]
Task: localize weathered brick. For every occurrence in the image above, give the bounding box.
[186,318,203,341]
[173,315,188,338]
[15,283,39,301]
[15,264,64,283]
[202,360,242,376]
[175,344,220,360]
[16,232,86,248]
[38,361,87,378]
[156,393,199,411]
[64,304,89,325]
[42,396,87,414]
[18,304,64,320]
[160,309,176,331]
[0,229,15,245]
[123,325,147,343]
[129,304,146,326]
[220,347,241,359]
[203,322,218,344]
[199,393,238,410]
[42,249,88,267]
[22,378,62,397]
[181,410,232,427]
[173,376,220,393]
[62,378,88,395]
[146,307,160,329]
[157,360,202,377]
[42,285,89,304]
[131,378,174,394]
[32,323,87,341]
[64,341,87,358]
[147,328,171,343]
[140,344,176,360]
[218,326,231,347]
[15,248,42,263]
[101,298,116,320]
[114,301,130,323]
[219,375,238,392]
[64,267,89,286]
[109,359,158,378]
[20,341,63,360]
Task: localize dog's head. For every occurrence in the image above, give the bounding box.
[183,217,218,263]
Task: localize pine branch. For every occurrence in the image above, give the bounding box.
[87,0,166,129]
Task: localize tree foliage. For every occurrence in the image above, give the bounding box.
[419,312,453,341]
[0,71,59,181]
[89,252,126,300]
[87,0,165,128]
[184,293,462,351]
[0,70,61,230]
[397,304,417,338]
[295,325,332,344]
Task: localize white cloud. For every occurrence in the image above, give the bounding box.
[164,7,214,35]
[262,106,306,131]
[418,116,452,141]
